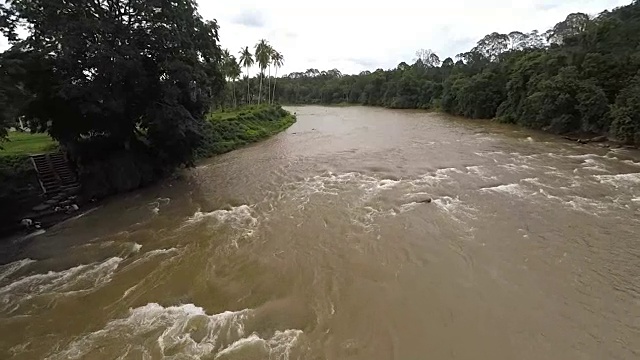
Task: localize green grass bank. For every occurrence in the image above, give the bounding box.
[0,131,58,156]
[197,104,296,158]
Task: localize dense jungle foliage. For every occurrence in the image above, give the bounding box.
[271,1,640,144]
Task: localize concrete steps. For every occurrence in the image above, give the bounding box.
[30,152,79,194]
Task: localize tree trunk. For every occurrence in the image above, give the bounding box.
[232,80,236,108]
[268,66,272,104]
[246,67,251,104]
[272,68,278,104]
[258,71,263,104]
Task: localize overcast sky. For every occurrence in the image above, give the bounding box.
[0,0,631,75]
[205,0,630,75]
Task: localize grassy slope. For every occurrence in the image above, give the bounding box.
[0,132,58,156]
[198,104,296,157]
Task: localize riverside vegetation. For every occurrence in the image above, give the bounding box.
[0,0,293,234]
[0,104,294,235]
[271,1,640,145]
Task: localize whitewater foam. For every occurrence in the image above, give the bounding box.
[479,184,528,197]
[399,202,420,213]
[581,158,610,173]
[622,160,640,167]
[149,198,171,214]
[465,165,497,181]
[594,173,640,187]
[521,177,546,187]
[537,189,564,202]
[0,257,123,314]
[565,196,611,214]
[0,258,36,284]
[376,178,401,189]
[566,153,600,160]
[186,205,258,230]
[499,164,534,172]
[412,171,451,186]
[131,243,142,253]
[433,196,477,223]
[121,248,181,271]
[47,303,303,360]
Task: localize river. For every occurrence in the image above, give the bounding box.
[1,106,639,359]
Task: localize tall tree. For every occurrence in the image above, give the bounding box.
[239,46,254,104]
[508,31,527,50]
[547,13,591,44]
[223,50,241,108]
[0,0,224,166]
[271,50,284,104]
[473,32,510,61]
[254,39,271,104]
[266,45,275,104]
[229,57,241,108]
[415,49,441,67]
[222,49,232,107]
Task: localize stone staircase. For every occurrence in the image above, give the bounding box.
[22,152,82,228]
[31,152,80,194]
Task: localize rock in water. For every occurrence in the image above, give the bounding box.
[32,203,50,212]
[589,135,608,143]
[418,198,432,204]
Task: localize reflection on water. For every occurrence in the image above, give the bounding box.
[1,106,639,359]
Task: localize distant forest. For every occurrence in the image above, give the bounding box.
[268,1,640,144]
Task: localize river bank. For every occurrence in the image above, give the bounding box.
[0,104,295,242]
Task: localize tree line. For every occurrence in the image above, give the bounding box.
[273,1,640,144]
[222,40,284,108]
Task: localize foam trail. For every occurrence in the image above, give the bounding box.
[121,248,180,271]
[594,173,640,187]
[479,184,528,197]
[145,248,180,256]
[521,177,545,187]
[499,164,534,172]
[566,154,600,160]
[399,202,420,213]
[465,165,497,181]
[0,259,36,283]
[185,205,258,229]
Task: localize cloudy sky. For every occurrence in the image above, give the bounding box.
[203,0,629,75]
[0,0,631,75]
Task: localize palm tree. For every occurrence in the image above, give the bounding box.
[222,49,232,107]
[254,39,271,104]
[271,51,284,104]
[239,46,254,104]
[229,58,241,108]
[266,45,275,104]
[223,51,242,108]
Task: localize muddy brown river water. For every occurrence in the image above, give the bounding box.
[1,106,639,359]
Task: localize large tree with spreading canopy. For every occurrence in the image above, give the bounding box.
[0,0,225,166]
